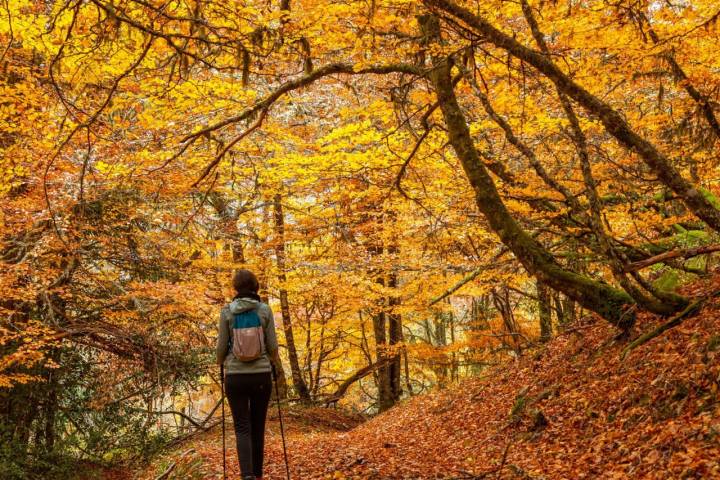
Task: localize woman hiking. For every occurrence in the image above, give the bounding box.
[217,269,279,480]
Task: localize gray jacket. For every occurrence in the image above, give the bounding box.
[216,298,278,374]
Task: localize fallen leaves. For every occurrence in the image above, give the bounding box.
[137,277,720,479]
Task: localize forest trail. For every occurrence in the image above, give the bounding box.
[132,407,364,480]
[135,278,720,480]
[7,2,720,478]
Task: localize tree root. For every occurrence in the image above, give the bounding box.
[620,298,706,360]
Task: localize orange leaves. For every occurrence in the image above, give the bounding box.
[0,321,60,389]
[4,0,720,474]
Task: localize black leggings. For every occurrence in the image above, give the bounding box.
[224,372,272,479]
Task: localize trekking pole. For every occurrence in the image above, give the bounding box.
[220,364,227,480]
[272,365,291,480]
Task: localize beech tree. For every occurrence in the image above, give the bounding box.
[2,0,719,472]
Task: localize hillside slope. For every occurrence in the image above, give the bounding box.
[141,278,720,480]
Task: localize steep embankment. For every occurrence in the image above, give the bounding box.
[141,277,720,480]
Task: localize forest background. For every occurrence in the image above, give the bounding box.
[2,0,720,477]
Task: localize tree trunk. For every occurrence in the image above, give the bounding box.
[421,13,635,329]
[448,308,458,382]
[519,0,688,317]
[492,288,522,355]
[433,311,449,387]
[556,293,577,327]
[372,307,393,411]
[387,271,402,404]
[273,194,310,401]
[537,280,552,342]
[364,207,401,412]
[258,239,289,399]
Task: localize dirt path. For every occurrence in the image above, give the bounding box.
[135,407,364,480]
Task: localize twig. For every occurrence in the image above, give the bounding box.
[394,126,431,198]
[155,462,176,480]
[0,0,13,64]
[496,440,512,475]
[191,108,268,187]
[429,249,508,305]
[155,448,195,480]
[149,62,423,174]
[451,441,512,479]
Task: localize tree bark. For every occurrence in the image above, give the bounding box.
[387,269,402,404]
[323,357,395,405]
[492,288,522,354]
[433,311,450,387]
[372,307,393,411]
[370,271,401,411]
[362,204,401,411]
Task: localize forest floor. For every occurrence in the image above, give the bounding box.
[133,277,720,480]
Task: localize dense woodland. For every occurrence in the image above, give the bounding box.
[1,0,720,478]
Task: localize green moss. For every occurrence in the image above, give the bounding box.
[700,187,720,210]
[509,388,530,420]
[654,270,680,292]
[707,335,720,352]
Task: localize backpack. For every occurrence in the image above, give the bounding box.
[230,306,266,362]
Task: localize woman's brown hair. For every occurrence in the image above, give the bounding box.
[232,269,260,300]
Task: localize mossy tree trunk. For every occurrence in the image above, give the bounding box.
[421,14,636,329]
[387,270,403,405]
